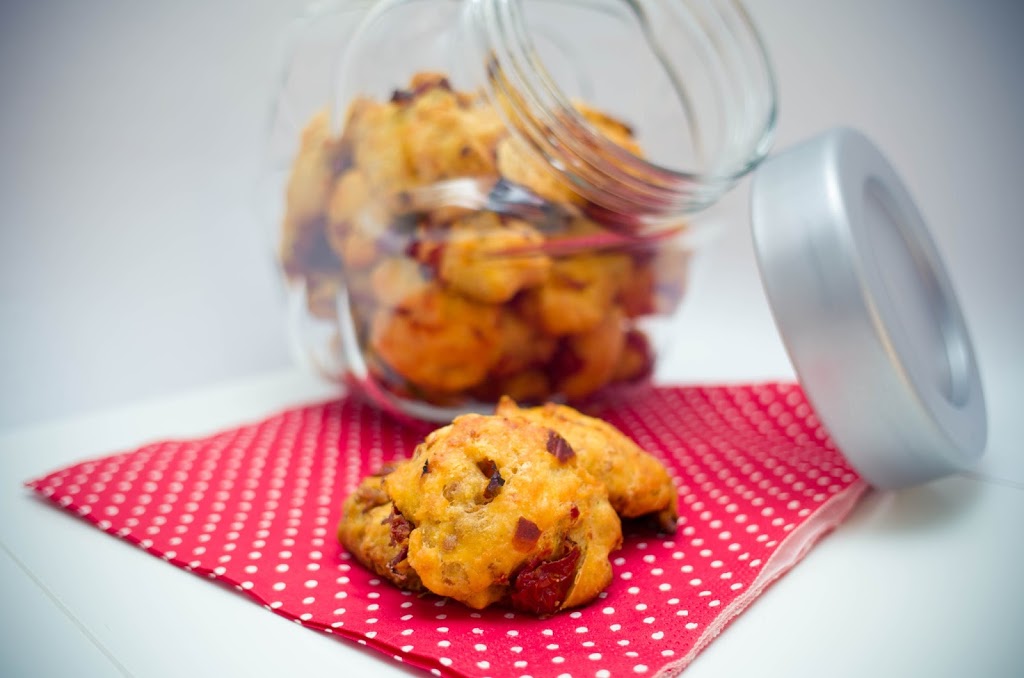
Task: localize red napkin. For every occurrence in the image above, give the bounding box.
[27,384,866,677]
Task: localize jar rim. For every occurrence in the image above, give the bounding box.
[468,0,778,224]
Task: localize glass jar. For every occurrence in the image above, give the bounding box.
[265,0,777,421]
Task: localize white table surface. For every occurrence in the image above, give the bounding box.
[2,364,1023,678]
[3,0,1023,676]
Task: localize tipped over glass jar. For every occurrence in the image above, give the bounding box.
[266,0,776,421]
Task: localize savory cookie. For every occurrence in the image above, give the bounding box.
[339,413,622,614]
[496,397,678,530]
[369,283,503,394]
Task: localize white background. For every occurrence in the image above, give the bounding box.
[1,1,1023,677]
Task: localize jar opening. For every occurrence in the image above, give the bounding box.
[465,0,777,227]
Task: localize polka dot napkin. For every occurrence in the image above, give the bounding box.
[26,384,867,678]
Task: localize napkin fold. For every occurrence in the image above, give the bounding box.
[27,384,866,677]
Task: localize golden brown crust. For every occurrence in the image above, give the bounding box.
[573,100,645,157]
[520,252,630,336]
[496,397,678,528]
[495,136,579,205]
[369,284,502,393]
[438,212,551,304]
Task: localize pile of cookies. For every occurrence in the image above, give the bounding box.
[338,398,678,615]
[279,72,689,407]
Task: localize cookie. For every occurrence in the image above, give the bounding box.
[369,283,503,393]
[520,252,631,336]
[341,413,622,614]
[438,212,551,304]
[496,397,678,529]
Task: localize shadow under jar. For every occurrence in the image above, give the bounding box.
[270,0,776,421]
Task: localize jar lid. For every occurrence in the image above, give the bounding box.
[750,128,986,489]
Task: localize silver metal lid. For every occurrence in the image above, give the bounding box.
[751,128,986,489]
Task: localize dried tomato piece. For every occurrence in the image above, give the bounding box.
[477,459,505,500]
[383,507,413,547]
[509,543,581,615]
[389,76,452,105]
[390,88,415,104]
[549,341,585,382]
[545,430,575,463]
[512,516,541,551]
[405,237,445,276]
